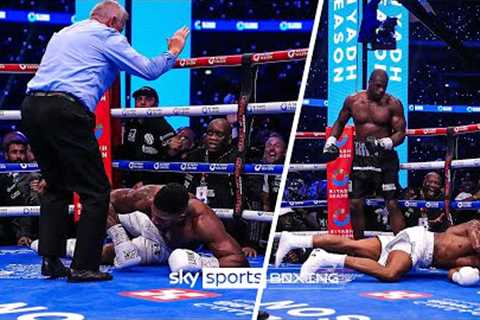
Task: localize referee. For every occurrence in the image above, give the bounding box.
[21,0,189,282]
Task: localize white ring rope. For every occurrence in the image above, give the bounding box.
[0,205,273,222]
[0,101,297,121]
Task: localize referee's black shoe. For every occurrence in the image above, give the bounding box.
[41,257,70,279]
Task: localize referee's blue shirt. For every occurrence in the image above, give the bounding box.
[27,19,176,112]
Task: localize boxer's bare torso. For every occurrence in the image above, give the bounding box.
[433,219,480,269]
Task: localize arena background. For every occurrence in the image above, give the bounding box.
[0,0,316,159]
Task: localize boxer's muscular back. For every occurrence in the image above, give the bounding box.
[111,185,163,216]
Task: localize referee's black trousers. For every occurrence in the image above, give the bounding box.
[21,95,111,271]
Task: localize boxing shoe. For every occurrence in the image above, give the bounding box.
[67,269,112,283]
[300,248,346,282]
[113,241,141,269]
[275,232,294,267]
[274,232,313,267]
[41,257,70,279]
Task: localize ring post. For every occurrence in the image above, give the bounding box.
[443,127,455,226]
[233,54,255,218]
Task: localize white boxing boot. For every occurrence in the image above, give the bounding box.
[274,232,313,267]
[300,248,346,282]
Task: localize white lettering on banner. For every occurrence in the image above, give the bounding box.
[0,303,84,320]
[334,15,344,30]
[334,0,344,10]
[374,64,402,82]
[346,10,357,24]
[332,0,358,83]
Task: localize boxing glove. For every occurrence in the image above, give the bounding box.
[452,266,480,286]
[113,240,141,269]
[168,248,219,272]
[322,136,340,162]
[365,136,393,155]
[108,224,141,269]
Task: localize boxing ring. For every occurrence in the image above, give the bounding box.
[0,245,264,320]
[260,123,480,320]
[0,49,307,320]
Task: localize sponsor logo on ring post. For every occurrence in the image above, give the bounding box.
[333,208,350,227]
[332,169,349,187]
[336,134,349,147]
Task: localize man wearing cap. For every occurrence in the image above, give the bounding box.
[121,86,176,186]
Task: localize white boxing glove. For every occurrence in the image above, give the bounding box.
[323,136,337,153]
[168,248,219,272]
[107,224,141,269]
[452,266,480,286]
[377,137,393,150]
[113,241,141,269]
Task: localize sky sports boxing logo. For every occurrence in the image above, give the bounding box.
[169,268,358,289]
[170,268,262,289]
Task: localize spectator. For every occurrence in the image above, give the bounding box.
[167,127,196,161]
[120,86,176,187]
[0,131,41,246]
[242,134,286,257]
[454,172,479,224]
[184,118,238,207]
[260,134,286,211]
[405,171,448,232]
[184,118,247,247]
[153,127,197,185]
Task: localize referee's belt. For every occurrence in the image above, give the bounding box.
[29,91,83,108]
